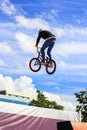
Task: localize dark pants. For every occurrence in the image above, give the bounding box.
[41,38,55,62]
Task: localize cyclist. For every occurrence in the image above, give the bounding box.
[35,29,56,64]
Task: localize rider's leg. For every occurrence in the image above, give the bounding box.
[47,41,55,61]
[41,41,49,62]
[41,38,55,62]
[41,47,45,63]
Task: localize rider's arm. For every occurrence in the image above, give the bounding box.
[35,33,41,47]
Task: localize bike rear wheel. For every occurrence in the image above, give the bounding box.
[46,60,56,74]
[29,58,41,72]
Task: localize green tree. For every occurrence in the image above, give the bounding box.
[29,90,64,110]
[75,89,87,122]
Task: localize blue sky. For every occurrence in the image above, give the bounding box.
[0,0,87,110]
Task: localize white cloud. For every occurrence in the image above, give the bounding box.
[54,28,65,38]
[0,74,37,99]
[51,9,58,15]
[54,42,87,58]
[0,60,7,66]
[55,26,87,41]
[0,42,13,54]
[14,76,37,99]
[15,32,36,53]
[57,59,87,70]
[0,0,50,30]
[15,15,50,30]
[62,42,87,54]
[0,22,15,41]
[0,0,17,16]
[58,60,68,69]
[0,74,14,91]
[68,64,87,69]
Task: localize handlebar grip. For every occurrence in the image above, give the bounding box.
[36,47,41,53]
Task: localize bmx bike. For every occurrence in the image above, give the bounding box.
[29,47,56,74]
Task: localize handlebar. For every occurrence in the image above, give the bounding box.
[36,47,41,53]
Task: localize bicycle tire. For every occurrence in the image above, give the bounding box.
[46,60,56,74]
[29,58,41,72]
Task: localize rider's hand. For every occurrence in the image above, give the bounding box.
[35,45,38,48]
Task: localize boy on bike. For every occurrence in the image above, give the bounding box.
[35,29,56,64]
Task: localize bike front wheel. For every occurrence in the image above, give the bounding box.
[29,58,41,72]
[46,60,56,74]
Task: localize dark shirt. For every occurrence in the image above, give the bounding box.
[36,30,56,46]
